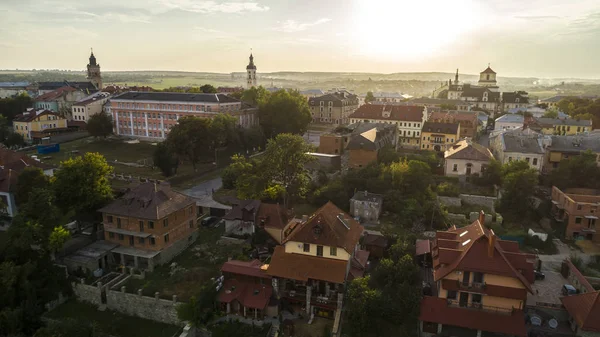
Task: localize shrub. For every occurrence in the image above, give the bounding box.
[437,182,459,197]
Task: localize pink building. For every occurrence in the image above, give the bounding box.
[110,92,258,140]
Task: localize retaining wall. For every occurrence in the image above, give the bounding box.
[459,194,497,212]
[437,196,461,207]
[73,281,102,306]
[107,288,180,325]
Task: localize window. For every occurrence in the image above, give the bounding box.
[163,218,169,227]
[533,158,538,166]
[118,234,124,240]
[150,237,156,245]
[138,237,145,244]
[107,215,113,223]
[108,232,114,239]
[303,243,310,252]
[473,272,484,283]
[509,157,513,162]
[577,204,582,210]
[189,220,194,228]
[471,293,482,304]
[447,290,457,300]
[526,157,530,163]
[317,245,324,257]
[453,164,458,172]
[117,218,121,228]
[139,220,144,232]
[330,246,337,256]
[189,207,193,215]
[575,217,582,224]
[164,234,170,243]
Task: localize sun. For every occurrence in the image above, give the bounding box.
[352,0,483,60]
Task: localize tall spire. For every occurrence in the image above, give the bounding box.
[455,68,459,84]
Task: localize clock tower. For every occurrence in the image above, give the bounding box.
[246,53,257,88]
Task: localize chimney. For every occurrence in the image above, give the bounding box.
[488,229,496,258]
[478,210,485,226]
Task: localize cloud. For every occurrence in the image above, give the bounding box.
[274,18,331,33]
[514,15,560,21]
[158,0,269,14]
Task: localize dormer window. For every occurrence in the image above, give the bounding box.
[516,98,520,103]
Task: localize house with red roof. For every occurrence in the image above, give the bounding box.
[217,259,276,320]
[266,202,367,334]
[419,211,536,337]
[561,288,600,336]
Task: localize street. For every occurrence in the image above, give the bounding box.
[181,177,223,198]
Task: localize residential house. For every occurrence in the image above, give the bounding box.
[489,129,545,172]
[71,92,111,122]
[371,91,412,103]
[527,117,592,135]
[0,82,29,98]
[501,91,529,111]
[551,187,599,242]
[223,199,261,235]
[349,104,428,149]
[361,230,388,259]
[349,190,383,223]
[33,81,98,96]
[306,153,342,172]
[539,95,567,108]
[494,114,524,132]
[267,202,367,328]
[544,133,600,171]
[308,91,359,124]
[444,139,494,177]
[34,86,87,112]
[410,98,473,111]
[561,290,600,337]
[460,85,501,112]
[217,259,276,320]
[110,92,258,140]
[300,89,325,100]
[419,212,536,337]
[13,109,68,143]
[346,123,397,169]
[319,133,349,155]
[0,148,54,220]
[256,203,291,244]
[430,110,480,139]
[420,121,460,152]
[98,182,197,271]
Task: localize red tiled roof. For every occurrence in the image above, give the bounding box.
[349,250,370,281]
[221,259,270,279]
[35,86,77,102]
[284,201,363,253]
[419,296,527,337]
[561,291,600,332]
[433,219,534,294]
[416,239,431,255]
[257,203,287,229]
[349,104,424,122]
[13,110,61,123]
[266,246,348,284]
[363,232,388,248]
[0,169,18,193]
[218,279,272,310]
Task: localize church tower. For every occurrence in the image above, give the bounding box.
[478,64,497,88]
[87,49,102,90]
[246,53,257,88]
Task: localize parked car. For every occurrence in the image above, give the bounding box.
[534,270,545,280]
[562,284,577,296]
[201,216,220,227]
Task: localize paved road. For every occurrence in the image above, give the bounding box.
[538,239,591,271]
[182,177,222,198]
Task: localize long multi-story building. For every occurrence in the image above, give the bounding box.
[551,186,599,242]
[13,108,68,143]
[308,91,359,124]
[419,212,535,337]
[349,104,428,149]
[72,92,111,122]
[110,92,258,140]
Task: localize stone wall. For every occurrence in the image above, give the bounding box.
[459,194,497,212]
[73,281,102,306]
[159,230,199,265]
[447,213,467,223]
[437,196,461,207]
[106,288,180,325]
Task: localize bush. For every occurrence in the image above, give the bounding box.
[524,234,557,254]
[437,182,459,197]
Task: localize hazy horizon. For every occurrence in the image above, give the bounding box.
[1,0,599,79]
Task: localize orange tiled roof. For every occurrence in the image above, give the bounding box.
[561,291,600,332]
[221,259,270,279]
[349,104,424,122]
[266,246,347,284]
[218,279,272,310]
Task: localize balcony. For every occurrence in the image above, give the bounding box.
[457,280,486,291]
[281,289,338,307]
[446,299,514,315]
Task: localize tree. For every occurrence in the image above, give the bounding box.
[479,159,503,186]
[53,152,113,223]
[365,91,375,103]
[209,113,240,149]
[258,89,312,138]
[241,86,271,106]
[241,125,265,152]
[345,277,381,337]
[87,113,113,138]
[0,93,33,121]
[16,188,63,246]
[13,167,50,206]
[165,116,213,171]
[153,142,179,177]
[34,318,97,337]
[551,150,600,189]
[542,107,559,119]
[498,162,538,220]
[177,284,218,327]
[260,134,314,206]
[4,131,25,147]
[200,84,217,93]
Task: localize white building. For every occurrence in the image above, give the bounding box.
[494,114,524,132]
[71,92,111,122]
[489,129,546,172]
[444,139,494,177]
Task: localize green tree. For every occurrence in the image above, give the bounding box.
[542,107,558,118]
[13,167,50,206]
[365,91,375,103]
[0,92,33,121]
[440,103,458,110]
[53,152,113,223]
[4,131,25,147]
[258,89,312,138]
[87,113,114,138]
[210,113,240,149]
[34,318,97,337]
[200,84,218,93]
[153,142,179,177]
[166,116,213,171]
[498,163,538,220]
[241,86,271,106]
[241,125,265,152]
[177,285,218,327]
[16,188,63,246]
[345,277,381,337]
[479,159,503,186]
[551,150,600,189]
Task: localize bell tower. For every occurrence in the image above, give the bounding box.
[246,52,257,88]
[87,48,102,90]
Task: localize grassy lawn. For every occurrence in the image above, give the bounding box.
[125,225,250,301]
[44,300,181,337]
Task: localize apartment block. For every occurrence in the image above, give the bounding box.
[551,186,599,242]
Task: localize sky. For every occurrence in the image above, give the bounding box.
[1,0,599,78]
